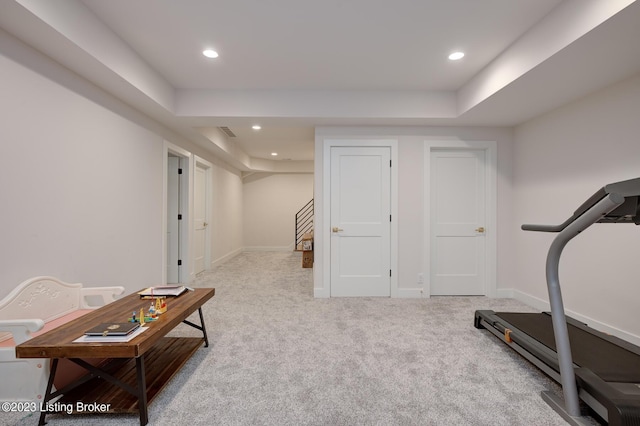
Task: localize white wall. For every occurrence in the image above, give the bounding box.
[512,72,640,342]
[0,52,163,296]
[210,160,244,266]
[243,173,314,250]
[0,33,244,297]
[314,127,514,298]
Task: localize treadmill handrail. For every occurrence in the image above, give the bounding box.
[521,217,574,233]
[522,192,627,233]
[543,192,625,418]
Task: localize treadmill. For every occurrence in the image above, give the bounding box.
[475,177,640,426]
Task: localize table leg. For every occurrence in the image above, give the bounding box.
[62,357,149,425]
[198,307,209,347]
[135,356,148,426]
[38,358,58,426]
[182,307,209,348]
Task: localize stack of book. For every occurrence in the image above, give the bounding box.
[80,322,144,342]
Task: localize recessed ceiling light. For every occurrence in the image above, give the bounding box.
[448,51,465,61]
[252,125,262,130]
[203,49,219,59]
[271,152,278,156]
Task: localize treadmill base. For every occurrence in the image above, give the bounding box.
[541,390,593,426]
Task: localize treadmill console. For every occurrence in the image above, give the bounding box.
[524,177,640,232]
[575,177,640,225]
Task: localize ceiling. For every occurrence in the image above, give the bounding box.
[81,0,562,92]
[1,0,639,169]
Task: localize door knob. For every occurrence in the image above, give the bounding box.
[332,227,344,233]
[203,222,208,227]
[475,227,485,233]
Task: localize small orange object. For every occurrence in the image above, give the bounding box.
[504,328,513,343]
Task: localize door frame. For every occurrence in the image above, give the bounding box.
[194,155,213,274]
[423,140,497,297]
[163,141,193,284]
[320,139,398,297]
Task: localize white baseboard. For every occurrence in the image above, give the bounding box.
[396,287,426,298]
[243,245,294,252]
[209,246,297,270]
[210,248,243,269]
[504,288,640,347]
[494,288,515,299]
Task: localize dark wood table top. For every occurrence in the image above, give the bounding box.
[16,288,215,359]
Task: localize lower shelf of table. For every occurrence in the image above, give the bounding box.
[59,336,204,414]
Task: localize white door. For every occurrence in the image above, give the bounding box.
[330,147,391,297]
[430,149,486,295]
[194,164,207,275]
[167,156,180,283]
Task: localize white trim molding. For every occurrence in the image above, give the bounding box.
[243,245,296,252]
[210,248,243,270]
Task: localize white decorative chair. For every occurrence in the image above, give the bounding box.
[0,276,125,402]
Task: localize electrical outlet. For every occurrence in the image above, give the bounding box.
[417,273,424,284]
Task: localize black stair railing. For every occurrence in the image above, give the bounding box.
[295,199,314,250]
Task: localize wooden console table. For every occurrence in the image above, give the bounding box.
[16,287,215,425]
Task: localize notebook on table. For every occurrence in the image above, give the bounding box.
[84,322,140,337]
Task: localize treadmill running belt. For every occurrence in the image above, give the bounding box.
[496,312,640,383]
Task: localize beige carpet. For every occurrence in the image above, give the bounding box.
[5,251,598,425]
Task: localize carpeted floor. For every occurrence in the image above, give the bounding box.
[4,251,596,425]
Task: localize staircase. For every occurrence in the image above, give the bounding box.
[295,199,314,251]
